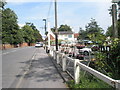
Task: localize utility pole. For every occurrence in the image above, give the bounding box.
[112,3,118,38]
[118,1,120,19]
[55,0,58,51]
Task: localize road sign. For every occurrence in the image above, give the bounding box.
[112,0,120,3]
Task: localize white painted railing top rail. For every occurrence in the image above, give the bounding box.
[49,48,120,89]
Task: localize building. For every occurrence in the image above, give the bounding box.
[46,28,79,44]
[58,31,74,41]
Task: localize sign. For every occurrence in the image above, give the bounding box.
[112,0,120,3]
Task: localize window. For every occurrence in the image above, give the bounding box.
[68,35,72,38]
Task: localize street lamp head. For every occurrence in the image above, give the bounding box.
[43,19,46,21]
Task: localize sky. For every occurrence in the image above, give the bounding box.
[5,0,113,36]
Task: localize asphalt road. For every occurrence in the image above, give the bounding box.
[2,47,67,88]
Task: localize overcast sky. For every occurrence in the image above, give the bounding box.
[5,0,113,36]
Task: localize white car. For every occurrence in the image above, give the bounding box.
[35,42,43,47]
[80,47,92,56]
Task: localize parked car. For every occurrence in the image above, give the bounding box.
[72,47,84,60]
[80,47,92,56]
[35,42,43,47]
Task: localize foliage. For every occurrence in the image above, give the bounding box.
[2,8,19,45]
[77,27,88,40]
[58,24,72,32]
[94,38,120,79]
[25,22,43,42]
[1,2,43,46]
[67,71,112,89]
[78,18,104,40]
[0,0,7,9]
[106,20,120,38]
[106,26,113,37]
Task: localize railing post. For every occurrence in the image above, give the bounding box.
[53,51,56,60]
[51,50,54,57]
[62,56,66,71]
[50,49,52,56]
[74,59,80,84]
[57,52,60,64]
[116,80,120,89]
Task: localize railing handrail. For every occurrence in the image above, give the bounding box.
[49,47,120,89]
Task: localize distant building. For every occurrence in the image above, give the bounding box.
[74,33,79,41]
[46,29,79,42]
[58,31,74,41]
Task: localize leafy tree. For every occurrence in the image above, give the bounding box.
[106,26,113,37]
[51,27,55,32]
[85,18,103,34]
[0,0,7,9]
[78,27,88,40]
[21,25,35,44]
[2,8,19,45]
[58,24,72,32]
[106,20,120,38]
[25,22,43,42]
[78,18,104,42]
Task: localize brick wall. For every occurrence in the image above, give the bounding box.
[1,43,35,50]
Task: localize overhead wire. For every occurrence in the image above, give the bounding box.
[46,0,53,21]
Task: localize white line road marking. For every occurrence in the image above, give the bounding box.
[15,49,36,88]
[15,71,28,88]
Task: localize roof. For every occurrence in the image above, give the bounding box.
[45,34,55,41]
[50,34,55,40]
[74,33,79,38]
[58,31,73,35]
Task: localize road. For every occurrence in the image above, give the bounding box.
[2,47,67,88]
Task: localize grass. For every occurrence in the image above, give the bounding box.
[67,70,113,89]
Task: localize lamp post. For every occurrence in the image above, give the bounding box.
[43,19,47,52]
[43,19,47,34]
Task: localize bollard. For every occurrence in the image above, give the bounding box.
[62,56,67,71]
[74,59,80,84]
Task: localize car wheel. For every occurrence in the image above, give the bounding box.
[84,51,89,56]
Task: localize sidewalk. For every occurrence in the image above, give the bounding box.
[21,48,68,88]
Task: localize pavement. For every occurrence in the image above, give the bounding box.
[2,47,68,88]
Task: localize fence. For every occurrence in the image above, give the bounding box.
[48,47,120,89]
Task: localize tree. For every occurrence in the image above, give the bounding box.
[78,27,88,40]
[106,26,113,37]
[25,22,43,42]
[78,18,104,42]
[0,0,7,9]
[58,24,72,32]
[85,18,103,34]
[21,25,35,44]
[106,20,120,38]
[2,8,19,45]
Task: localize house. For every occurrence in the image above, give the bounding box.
[74,33,79,41]
[58,31,74,41]
[46,30,79,42]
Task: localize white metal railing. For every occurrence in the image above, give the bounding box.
[48,47,120,89]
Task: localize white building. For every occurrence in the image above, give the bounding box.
[58,31,74,41]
